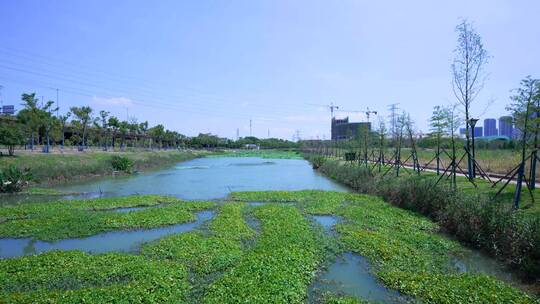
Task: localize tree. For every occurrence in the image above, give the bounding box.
[376,117,387,172]
[506,76,540,206]
[70,106,93,149]
[452,19,489,179]
[148,124,165,149]
[430,106,450,174]
[444,104,462,190]
[42,100,58,153]
[98,110,109,150]
[58,112,71,148]
[108,116,120,149]
[17,93,55,150]
[0,120,25,156]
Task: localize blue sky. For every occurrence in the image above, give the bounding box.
[0,0,539,139]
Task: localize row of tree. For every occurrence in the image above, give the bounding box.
[0,93,298,156]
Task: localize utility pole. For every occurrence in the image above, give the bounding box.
[0,85,3,109]
[56,88,59,117]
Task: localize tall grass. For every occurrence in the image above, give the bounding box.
[311,157,540,281]
[0,151,202,184]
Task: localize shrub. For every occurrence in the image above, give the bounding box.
[111,155,134,173]
[309,155,327,169]
[0,165,32,193]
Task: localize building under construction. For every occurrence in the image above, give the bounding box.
[331,117,371,140]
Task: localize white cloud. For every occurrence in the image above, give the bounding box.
[92,96,134,106]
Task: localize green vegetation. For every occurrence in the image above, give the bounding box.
[311,158,540,282]
[211,149,302,159]
[0,150,202,184]
[0,195,214,240]
[0,165,32,193]
[205,204,324,303]
[0,251,190,303]
[0,191,537,303]
[142,202,254,276]
[231,190,538,303]
[110,155,134,173]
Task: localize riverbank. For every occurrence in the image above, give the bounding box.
[307,156,540,286]
[0,150,208,185]
[0,191,536,303]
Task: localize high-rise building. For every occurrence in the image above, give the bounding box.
[331,117,371,140]
[459,127,482,137]
[499,116,513,137]
[483,118,497,137]
[1,105,14,115]
[473,126,483,137]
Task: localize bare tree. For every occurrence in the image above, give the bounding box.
[451,19,489,179]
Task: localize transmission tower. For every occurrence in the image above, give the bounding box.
[388,103,400,139]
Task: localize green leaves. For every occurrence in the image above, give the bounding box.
[0,195,214,240]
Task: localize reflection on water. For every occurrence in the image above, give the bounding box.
[228,161,276,167]
[310,252,404,303]
[312,215,340,231]
[0,210,214,258]
[452,250,523,286]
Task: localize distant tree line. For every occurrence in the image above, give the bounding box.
[0,92,298,156]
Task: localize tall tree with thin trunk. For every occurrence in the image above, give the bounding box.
[451,19,488,179]
[445,104,461,190]
[507,76,540,207]
[70,106,93,149]
[430,106,449,175]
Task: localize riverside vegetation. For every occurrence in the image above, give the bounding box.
[309,156,540,284]
[0,150,205,191]
[0,191,538,303]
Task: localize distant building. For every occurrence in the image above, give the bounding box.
[483,118,497,137]
[331,117,371,140]
[1,105,14,115]
[459,126,482,137]
[499,116,513,137]
[512,128,522,140]
[473,126,483,137]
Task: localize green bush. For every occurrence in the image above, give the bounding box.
[0,165,32,193]
[309,155,327,169]
[111,155,134,173]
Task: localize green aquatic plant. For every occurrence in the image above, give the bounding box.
[204,204,324,303]
[0,195,214,240]
[0,251,190,303]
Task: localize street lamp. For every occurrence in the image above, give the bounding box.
[469,118,479,178]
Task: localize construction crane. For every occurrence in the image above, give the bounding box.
[338,107,378,122]
[306,102,340,118]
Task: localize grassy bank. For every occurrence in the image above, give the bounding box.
[0,150,206,184]
[310,157,540,284]
[0,192,537,303]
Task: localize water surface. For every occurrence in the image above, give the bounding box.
[0,210,214,258]
[4,157,347,204]
[310,252,404,303]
